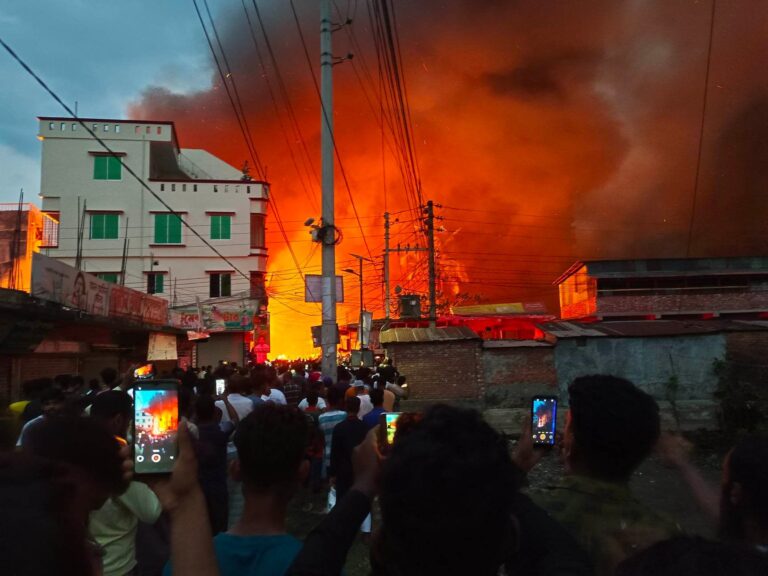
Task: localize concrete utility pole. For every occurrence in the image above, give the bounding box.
[344,253,372,349]
[320,0,338,380]
[425,200,437,327]
[383,211,391,319]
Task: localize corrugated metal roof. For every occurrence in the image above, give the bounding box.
[537,321,607,338]
[538,319,768,339]
[380,325,480,344]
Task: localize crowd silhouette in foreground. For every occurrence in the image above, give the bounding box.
[1,360,767,576]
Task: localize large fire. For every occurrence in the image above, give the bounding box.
[142,393,178,436]
[130,0,768,358]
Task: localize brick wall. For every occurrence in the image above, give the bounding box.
[598,291,768,315]
[482,345,557,407]
[386,340,482,400]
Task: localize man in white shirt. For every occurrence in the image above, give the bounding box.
[261,385,287,405]
[214,376,254,429]
[213,375,254,528]
[89,391,163,576]
[353,381,373,419]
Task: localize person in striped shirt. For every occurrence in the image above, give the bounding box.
[318,385,347,479]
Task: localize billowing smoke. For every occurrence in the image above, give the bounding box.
[130,0,768,357]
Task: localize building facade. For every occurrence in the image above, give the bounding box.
[37,117,269,364]
[555,257,768,320]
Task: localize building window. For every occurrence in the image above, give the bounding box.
[104,124,110,132]
[48,122,55,130]
[154,213,182,244]
[60,122,66,131]
[115,125,121,133]
[210,215,231,240]
[157,126,162,135]
[90,213,119,239]
[146,126,151,134]
[147,273,165,294]
[41,211,60,248]
[135,126,140,134]
[160,184,165,192]
[250,213,265,248]
[171,184,176,192]
[247,186,251,194]
[71,123,78,131]
[210,273,231,298]
[193,184,198,192]
[97,273,119,284]
[213,185,218,193]
[92,123,99,132]
[93,155,122,180]
[182,184,187,192]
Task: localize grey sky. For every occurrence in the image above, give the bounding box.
[0,0,215,203]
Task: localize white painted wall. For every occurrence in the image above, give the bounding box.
[38,118,268,308]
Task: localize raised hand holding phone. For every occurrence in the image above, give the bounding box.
[133,380,179,475]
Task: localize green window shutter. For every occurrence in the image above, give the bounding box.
[91,214,104,239]
[169,214,182,243]
[105,214,119,239]
[98,273,118,284]
[155,274,164,294]
[211,215,221,240]
[221,274,231,297]
[221,216,231,240]
[154,215,168,243]
[93,156,107,180]
[107,156,122,180]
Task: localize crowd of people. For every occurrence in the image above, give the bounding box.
[1,361,767,576]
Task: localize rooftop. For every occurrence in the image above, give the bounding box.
[554,257,768,285]
[538,318,768,339]
[380,325,480,344]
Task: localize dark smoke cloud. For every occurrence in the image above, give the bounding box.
[130,0,768,355]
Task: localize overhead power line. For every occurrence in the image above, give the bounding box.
[0,35,254,283]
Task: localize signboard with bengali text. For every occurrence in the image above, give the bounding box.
[31,253,168,326]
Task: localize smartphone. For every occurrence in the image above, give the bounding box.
[134,363,154,380]
[133,380,179,474]
[531,396,557,447]
[215,379,226,396]
[379,412,402,448]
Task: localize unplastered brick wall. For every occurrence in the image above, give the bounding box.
[483,347,557,388]
[386,340,482,400]
[598,292,768,315]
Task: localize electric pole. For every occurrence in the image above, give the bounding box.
[320,0,338,380]
[383,211,391,319]
[425,200,437,327]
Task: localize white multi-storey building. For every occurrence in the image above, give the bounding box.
[37,117,268,364]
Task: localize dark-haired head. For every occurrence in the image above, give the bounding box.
[370,387,384,407]
[345,396,361,415]
[0,452,98,576]
[615,536,768,576]
[720,435,768,543]
[326,385,345,409]
[195,394,219,423]
[23,416,126,511]
[377,404,520,576]
[233,404,308,497]
[100,367,118,387]
[40,387,66,418]
[90,390,132,438]
[566,375,660,482]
